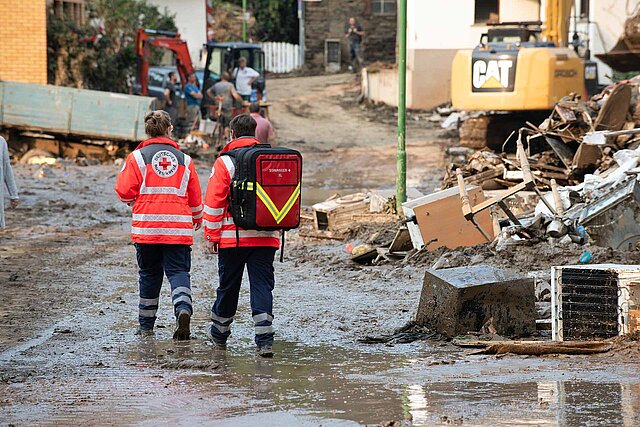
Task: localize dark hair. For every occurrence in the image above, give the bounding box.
[221,71,231,81]
[144,110,172,138]
[168,71,176,79]
[249,102,260,114]
[230,114,257,138]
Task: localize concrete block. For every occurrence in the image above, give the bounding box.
[416,265,536,338]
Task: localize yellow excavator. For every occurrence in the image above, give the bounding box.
[450,0,599,149]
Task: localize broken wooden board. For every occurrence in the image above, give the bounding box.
[573,143,602,170]
[452,339,613,355]
[595,83,632,132]
[388,227,413,254]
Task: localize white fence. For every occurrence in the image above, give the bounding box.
[261,42,301,74]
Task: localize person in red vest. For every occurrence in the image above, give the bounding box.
[115,110,203,340]
[203,114,280,357]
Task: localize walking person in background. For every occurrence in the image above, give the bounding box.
[163,72,179,127]
[345,17,365,72]
[233,57,260,101]
[249,103,275,145]
[115,110,203,340]
[184,73,203,131]
[0,136,19,228]
[207,72,244,140]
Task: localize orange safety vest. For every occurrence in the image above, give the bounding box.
[115,137,203,245]
[203,137,280,248]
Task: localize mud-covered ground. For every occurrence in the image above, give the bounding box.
[2,75,640,426]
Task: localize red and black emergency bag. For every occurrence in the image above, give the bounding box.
[222,144,302,232]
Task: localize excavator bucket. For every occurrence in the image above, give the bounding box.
[596,14,640,72]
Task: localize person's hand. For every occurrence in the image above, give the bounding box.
[10,199,19,208]
[206,240,219,254]
[193,221,202,231]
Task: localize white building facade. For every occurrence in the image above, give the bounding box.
[364,0,635,110]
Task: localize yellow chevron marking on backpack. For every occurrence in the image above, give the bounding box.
[256,182,301,224]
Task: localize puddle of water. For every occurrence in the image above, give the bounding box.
[125,339,640,426]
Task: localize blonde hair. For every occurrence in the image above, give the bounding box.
[144,110,172,138]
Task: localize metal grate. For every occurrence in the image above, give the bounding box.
[561,268,619,340]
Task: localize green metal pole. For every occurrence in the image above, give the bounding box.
[396,0,407,212]
[242,0,247,42]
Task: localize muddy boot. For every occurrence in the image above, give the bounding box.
[135,327,154,337]
[173,310,191,341]
[206,326,227,349]
[257,345,273,358]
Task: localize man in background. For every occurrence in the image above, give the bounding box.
[207,72,244,140]
[184,73,203,131]
[0,136,19,228]
[233,57,259,101]
[163,72,179,127]
[249,103,275,145]
[344,17,365,71]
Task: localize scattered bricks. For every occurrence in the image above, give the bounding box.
[416,265,536,338]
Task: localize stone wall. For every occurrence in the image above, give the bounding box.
[304,0,396,71]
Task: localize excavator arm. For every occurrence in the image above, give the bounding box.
[135,28,197,96]
[542,0,573,47]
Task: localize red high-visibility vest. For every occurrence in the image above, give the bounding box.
[203,137,280,248]
[115,137,203,245]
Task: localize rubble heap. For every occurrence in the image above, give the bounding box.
[443,79,640,191]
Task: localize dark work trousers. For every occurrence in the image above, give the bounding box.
[210,247,276,347]
[135,243,193,330]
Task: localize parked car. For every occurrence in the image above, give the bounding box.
[134,66,205,102]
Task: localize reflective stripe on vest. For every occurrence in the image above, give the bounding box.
[131,227,193,236]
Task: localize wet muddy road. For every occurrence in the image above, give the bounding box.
[2,75,640,426]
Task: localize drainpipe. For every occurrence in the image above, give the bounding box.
[242,0,248,42]
[396,0,407,212]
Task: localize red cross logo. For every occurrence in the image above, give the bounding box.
[151,150,178,177]
[158,157,172,170]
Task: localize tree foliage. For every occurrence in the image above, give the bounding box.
[227,0,299,43]
[47,0,176,92]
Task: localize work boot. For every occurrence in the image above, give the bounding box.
[135,327,154,337]
[173,310,191,341]
[257,345,274,358]
[206,326,227,349]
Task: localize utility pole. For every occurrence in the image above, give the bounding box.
[298,0,305,67]
[396,0,407,212]
[242,0,248,42]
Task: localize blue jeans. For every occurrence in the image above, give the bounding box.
[135,243,192,330]
[210,247,276,347]
[350,42,361,62]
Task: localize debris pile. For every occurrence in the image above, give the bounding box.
[444,80,640,191]
[439,79,640,249]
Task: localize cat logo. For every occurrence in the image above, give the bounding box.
[471,58,517,92]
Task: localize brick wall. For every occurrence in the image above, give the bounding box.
[0,0,48,84]
[304,0,397,70]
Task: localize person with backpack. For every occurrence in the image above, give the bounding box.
[115,110,203,340]
[203,114,301,358]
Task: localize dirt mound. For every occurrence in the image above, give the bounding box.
[601,332,640,359]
